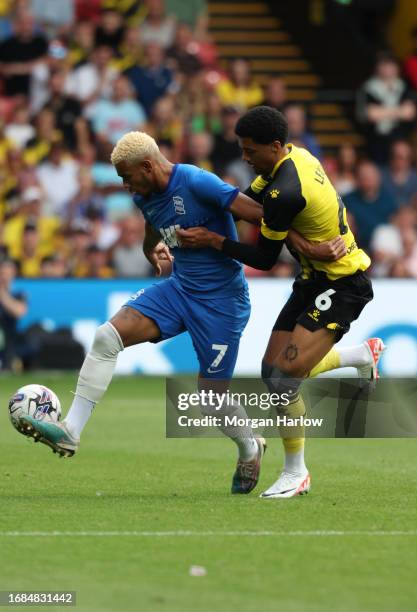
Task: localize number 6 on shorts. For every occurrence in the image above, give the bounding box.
[315,288,336,311]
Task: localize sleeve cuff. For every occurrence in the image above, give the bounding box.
[260,219,288,241]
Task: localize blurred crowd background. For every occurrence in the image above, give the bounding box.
[0,0,417,284]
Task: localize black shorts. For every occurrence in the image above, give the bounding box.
[273,271,374,342]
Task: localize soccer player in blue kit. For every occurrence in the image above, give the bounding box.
[19,131,346,495]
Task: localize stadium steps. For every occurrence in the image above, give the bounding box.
[208,0,364,153]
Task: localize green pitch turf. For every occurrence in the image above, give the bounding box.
[1,374,417,612]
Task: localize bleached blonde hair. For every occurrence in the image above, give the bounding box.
[110,131,160,166]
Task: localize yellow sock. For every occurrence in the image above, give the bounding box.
[309,347,340,378]
[280,394,306,469]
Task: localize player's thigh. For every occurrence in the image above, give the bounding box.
[263,282,306,364]
[275,324,335,377]
[188,290,251,380]
[112,281,186,348]
[263,330,292,365]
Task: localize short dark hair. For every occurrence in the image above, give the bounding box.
[235,105,288,145]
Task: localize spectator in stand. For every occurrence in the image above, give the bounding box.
[31,0,75,39]
[381,140,417,208]
[284,104,322,159]
[262,76,287,113]
[370,207,416,277]
[399,225,417,277]
[357,53,416,163]
[68,20,95,68]
[139,0,176,50]
[65,219,92,277]
[3,186,61,264]
[65,167,106,223]
[0,11,48,98]
[84,200,120,251]
[191,91,223,135]
[114,26,144,73]
[92,75,146,159]
[15,220,44,277]
[23,107,61,166]
[0,257,27,370]
[36,142,79,216]
[95,8,125,49]
[145,95,183,161]
[344,160,397,250]
[334,143,358,196]
[44,69,89,152]
[125,41,174,115]
[112,215,153,277]
[210,105,242,175]
[30,39,69,115]
[185,131,213,172]
[216,58,263,110]
[4,103,34,149]
[40,254,68,278]
[80,244,114,278]
[167,22,202,76]
[66,44,119,107]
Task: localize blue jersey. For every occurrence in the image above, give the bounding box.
[133,164,247,298]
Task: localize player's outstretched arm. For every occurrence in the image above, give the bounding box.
[229,192,263,225]
[287,230,347,261]
[177,228,283,271]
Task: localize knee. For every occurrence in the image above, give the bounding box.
[92,322,124,359]
[261,360,303,401]
[275,352,307,378]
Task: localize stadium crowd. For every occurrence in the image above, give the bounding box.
[0,0,417,282]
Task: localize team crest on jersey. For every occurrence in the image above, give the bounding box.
[269,189,280,199]
[173,195,186,215]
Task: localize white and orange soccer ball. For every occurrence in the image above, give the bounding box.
[8,384,61,432]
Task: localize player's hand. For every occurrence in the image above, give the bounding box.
[176,227,224,250]
[146,242,174,276]
[310,236,347,261]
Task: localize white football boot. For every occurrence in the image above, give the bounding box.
[260,470,311,499]
[357,337,386,384]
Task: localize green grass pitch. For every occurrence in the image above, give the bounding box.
[1,373,417,611]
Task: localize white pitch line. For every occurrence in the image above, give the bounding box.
[0,530,416,537]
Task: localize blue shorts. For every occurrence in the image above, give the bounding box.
[125,278,251,379]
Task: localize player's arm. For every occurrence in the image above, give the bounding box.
[177,226,283,270]
[143,221,173,277]
[229,192,263,225]
[179,184,305,270]
[287,229,347,261]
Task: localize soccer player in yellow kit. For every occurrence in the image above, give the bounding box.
[179,106,385,498]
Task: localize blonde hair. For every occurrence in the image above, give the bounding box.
[110,131,160,166]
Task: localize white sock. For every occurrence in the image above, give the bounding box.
[202,397,257,460]
[64,396,95,439]
[284,449,307,474]
[63,322,123,438]
[234,435,258,461]
[337,343,370,368]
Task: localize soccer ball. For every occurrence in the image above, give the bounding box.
[8,384,61,432]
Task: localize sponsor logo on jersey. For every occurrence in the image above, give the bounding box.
[160,224,181,248]
[173,195,186,215]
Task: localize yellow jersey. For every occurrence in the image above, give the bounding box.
[246,144,370,281]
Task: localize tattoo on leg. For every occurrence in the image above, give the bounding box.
[284,343,298,362]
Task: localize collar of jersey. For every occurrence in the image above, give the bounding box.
[268,143,293,179]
